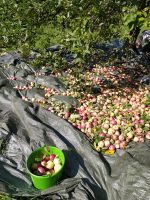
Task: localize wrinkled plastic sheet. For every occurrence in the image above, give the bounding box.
[0,54,150,200]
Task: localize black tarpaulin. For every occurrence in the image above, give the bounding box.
[0,53,150,200]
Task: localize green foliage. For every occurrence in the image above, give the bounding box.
[20,43,31,59]
[121,1,150,41]
[1,1,122,55]
[34,24,62,50]
[1,0,150,65]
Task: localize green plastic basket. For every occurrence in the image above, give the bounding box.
[26,146,65,190]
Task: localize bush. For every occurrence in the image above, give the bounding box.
[1,0,150,63]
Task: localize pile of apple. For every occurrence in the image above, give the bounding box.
[31,153,62,176]
[13,63,150,154]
